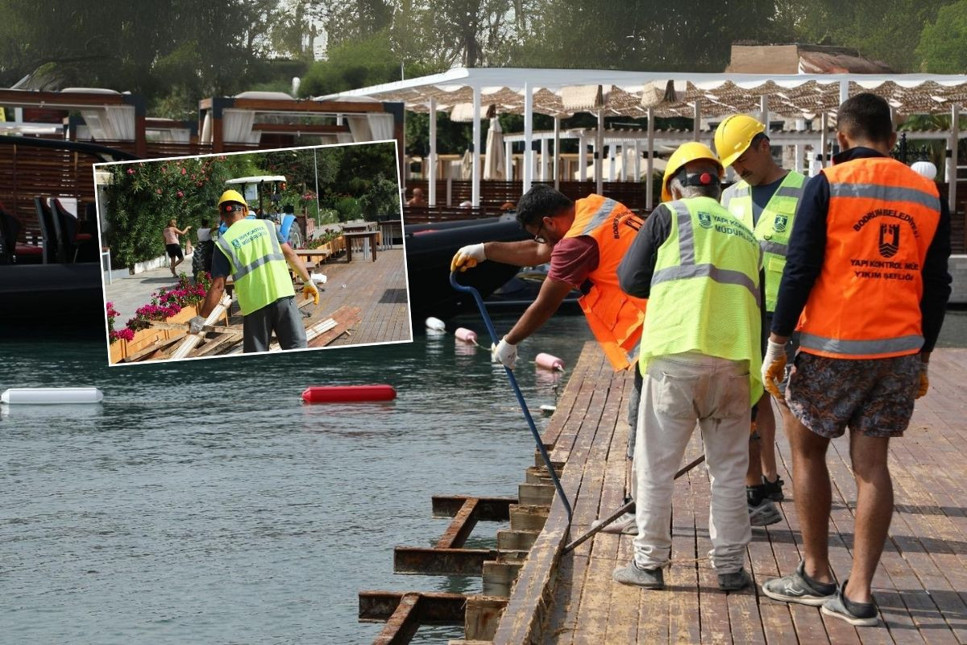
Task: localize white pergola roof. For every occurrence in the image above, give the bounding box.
[327,68,967,210]
[328,67,967,119]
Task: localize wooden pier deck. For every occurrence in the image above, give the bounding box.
[487,343,967,644]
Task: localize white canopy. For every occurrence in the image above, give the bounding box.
[327,67,967,209]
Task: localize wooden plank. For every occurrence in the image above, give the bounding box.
[393,546,493,576]
[431,496,514,520]
[358,590,466,623]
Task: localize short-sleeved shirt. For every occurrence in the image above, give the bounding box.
[547,236,599,289]
[212,224,288,279]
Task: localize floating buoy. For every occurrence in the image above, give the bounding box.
[535,353,565,371]
[425,317,446,331]
[301,385,397,404]
[1,387,103,405]
[540,404,557,416]
[454,327,478,344]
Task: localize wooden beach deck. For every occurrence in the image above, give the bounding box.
[485,343,967,644]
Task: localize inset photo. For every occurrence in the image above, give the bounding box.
[96,141,411,365]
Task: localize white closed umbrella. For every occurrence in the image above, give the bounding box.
[484,117,505,180]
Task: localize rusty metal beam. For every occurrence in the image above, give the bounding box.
[394,546,496,575]
[437,498,479,548]
[431,496,515,520]
[359,590,467,624]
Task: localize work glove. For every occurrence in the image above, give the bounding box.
[761,338,788,399]
[916,362,929,399]
[302,280,320,306]
[450,243,486,272]
[491,337,518,369]
[188,316,206,335]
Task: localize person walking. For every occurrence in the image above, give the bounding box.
[715,114,807,526]
[613,142,764,592]
[163,218,191,277]
[451,184,648,533]
[195,190,319,353]
[760,93,951,625]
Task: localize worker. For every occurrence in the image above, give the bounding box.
[715,114,807,527]
[613,142,763,593]
[194,190,319,353]
[451,184,647,534]
[760,93,951,625]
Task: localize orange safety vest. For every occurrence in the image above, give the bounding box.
[563,195,648,370]
[797,157,941,359]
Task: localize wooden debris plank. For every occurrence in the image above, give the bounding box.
[170,299,230,360]
[191,330,244,357]
[120,334,184,363]
[308,305,361,347]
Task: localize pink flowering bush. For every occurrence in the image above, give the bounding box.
[106,301,136,343]
[117,275,209,338]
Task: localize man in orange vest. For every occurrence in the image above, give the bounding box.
[760,93,951,625]
[452,184,647,531]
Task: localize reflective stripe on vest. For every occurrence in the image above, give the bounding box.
[639,196,763,405]
[721,172,804,312]
[654,201,761,310]
[796,157,940,359]
[564,195,646,371]
[216,219,294,315]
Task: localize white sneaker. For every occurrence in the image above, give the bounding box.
[593,511,638,534]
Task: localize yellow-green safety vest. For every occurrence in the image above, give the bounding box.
[639,196,764,405]
[216,219,294,315]
[721,171,805,312]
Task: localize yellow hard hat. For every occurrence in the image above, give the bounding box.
[217,189,247,209]
[714,114,766,168]
[661,142,724,202]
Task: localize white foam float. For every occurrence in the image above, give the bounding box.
[424,317,446,331]
[1,387,104,405]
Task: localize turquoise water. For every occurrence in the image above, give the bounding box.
[1,314,593,644]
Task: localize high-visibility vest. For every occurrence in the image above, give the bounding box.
[639,196,763,405]
[562,195,648,371]
[215,219,294,315]
[721,171,805,312]
[797,157,941,359]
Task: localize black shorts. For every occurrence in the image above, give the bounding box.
[166,244,183,260]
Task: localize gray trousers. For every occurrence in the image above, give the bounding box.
[242,296,308,353]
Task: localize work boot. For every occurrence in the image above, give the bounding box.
[747,485,782,526]
[761,474,785,501]
[613,561,664,589]
[718,568,752,592]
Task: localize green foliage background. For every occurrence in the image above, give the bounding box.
[105,143,400,267]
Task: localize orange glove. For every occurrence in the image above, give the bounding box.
[916,362,929,399]
[761,339,787,399]
[302,281,320,306]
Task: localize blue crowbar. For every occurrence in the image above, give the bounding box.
[449,271,573,523]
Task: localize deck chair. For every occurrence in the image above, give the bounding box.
[50,197,95,262]
[34,196,65,263]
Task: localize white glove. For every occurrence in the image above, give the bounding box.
[761,338,788,399]
[451,243,486,272]
[491,337,518,369]
[188,316,206,334]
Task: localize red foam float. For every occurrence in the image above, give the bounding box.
[301,385,397,404]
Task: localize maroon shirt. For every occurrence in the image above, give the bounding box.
[548,236,599,289]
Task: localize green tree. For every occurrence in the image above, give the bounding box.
[917,1,967,73]
[782,0,952,72]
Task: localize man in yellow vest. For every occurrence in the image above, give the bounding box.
[613,142,764,592]
[760,93,951,625]
[451,184,648,533]
[196,190,319,353]
[715,114,807,526]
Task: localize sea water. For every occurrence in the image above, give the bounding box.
[1,314,592,644]
[3,309,965,644]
